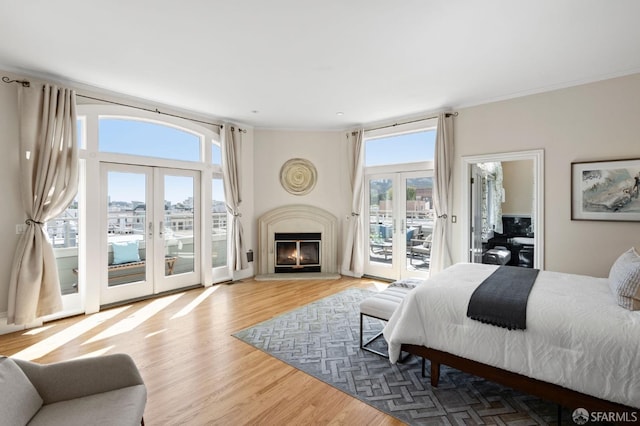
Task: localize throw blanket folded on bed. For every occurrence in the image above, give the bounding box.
[467,266,539,330]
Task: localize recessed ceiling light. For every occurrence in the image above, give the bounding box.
[251,110,259,114]
[336,111,344,116]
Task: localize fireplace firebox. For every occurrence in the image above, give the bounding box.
[274,232,321,273]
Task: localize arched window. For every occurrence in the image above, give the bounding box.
[50,104,228,316]
[99,117,203,162]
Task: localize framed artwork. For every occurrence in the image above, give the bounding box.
[571,158,640,221]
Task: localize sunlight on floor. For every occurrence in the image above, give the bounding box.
[71,346,115,360]
[23,324,56,336]
[145,329,167,338]
[171,285,220,320]
[11,306,130,360]
[85,293,184,344]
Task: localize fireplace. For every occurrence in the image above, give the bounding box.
[274,233,321,273]
[256,204,339,280]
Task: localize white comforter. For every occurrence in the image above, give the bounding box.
[383,262,640,408]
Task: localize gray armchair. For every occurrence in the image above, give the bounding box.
[1,353,146,426]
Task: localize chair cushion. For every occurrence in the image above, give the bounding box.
[360,278,425,320]
[0,356,43,425]
[28,384,146,426]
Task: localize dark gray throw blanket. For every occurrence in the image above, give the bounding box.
[467,266,540,330]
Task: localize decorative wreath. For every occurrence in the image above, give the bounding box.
[280,158,317,195]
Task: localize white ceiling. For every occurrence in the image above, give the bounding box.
[1,1,640,130]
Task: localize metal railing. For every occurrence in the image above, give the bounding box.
[47,212,228,248]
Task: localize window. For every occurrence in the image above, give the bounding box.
[54,106,228,306]
[99,117,202,162]
[365,129,436,167]
[212,177,227,268]
[363,124,437,279]
[212,143,222,165]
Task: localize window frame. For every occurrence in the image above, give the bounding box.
[50,104,229,317]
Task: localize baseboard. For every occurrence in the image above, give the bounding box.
[255,272,341,281]
[0,312,27,336]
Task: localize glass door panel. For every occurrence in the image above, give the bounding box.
[154,168,200,294]
[163,174,195,276]
[366,176,396,278]
[101,165,153,305]
[107,171,148,286]
[404,174,434,275]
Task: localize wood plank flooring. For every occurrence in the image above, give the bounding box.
[0,277,404,426]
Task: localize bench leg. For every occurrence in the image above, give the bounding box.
[360,313,389,358]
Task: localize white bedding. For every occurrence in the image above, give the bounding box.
[383,262,640,408]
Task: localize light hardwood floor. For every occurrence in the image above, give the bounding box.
[0,277,404,426]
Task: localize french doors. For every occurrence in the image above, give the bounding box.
[365,171,433,280]
[100,163,200,305]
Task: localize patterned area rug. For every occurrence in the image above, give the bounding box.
[233,288,574,425]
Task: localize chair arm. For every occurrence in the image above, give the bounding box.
[14,353,145,404]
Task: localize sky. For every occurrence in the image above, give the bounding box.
[99,119,435,203]
[365,130,436,166]
[100,119,224,204]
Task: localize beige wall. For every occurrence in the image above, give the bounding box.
[453,73,640,277]
[252,129,351,267]
[501,160,533,216]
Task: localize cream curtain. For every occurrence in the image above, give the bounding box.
[430,113,454,275]
[341,129,365,277]
[222,124,248,271]
[8,84,79,325]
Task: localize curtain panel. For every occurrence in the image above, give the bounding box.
[8,84,79,325]
[222,124,248,271]
[340,129,365,277]
[430,113,454,275]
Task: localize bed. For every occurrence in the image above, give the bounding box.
[382,262,640,412]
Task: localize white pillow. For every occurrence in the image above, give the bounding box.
[0,357,43,424]
[609,247,640,311]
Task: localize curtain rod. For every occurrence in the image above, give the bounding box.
[2,76,248,132]
[76,94,226,129]
[355,112,458,134]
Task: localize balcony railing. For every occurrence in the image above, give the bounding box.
[47,212,228,249]
[50,212,229,295]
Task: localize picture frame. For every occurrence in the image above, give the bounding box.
[571,158,640,221]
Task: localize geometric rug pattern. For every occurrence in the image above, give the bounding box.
[233,288,578,425]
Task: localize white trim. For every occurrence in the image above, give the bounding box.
[73,104,230,313]
[461,149,544,269]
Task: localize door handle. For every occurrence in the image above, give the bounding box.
[148,221,153,239]
[159,221,164,238]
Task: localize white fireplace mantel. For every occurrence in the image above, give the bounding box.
[256,204,339,280]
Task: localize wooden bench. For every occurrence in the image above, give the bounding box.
[73,256,177,282]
